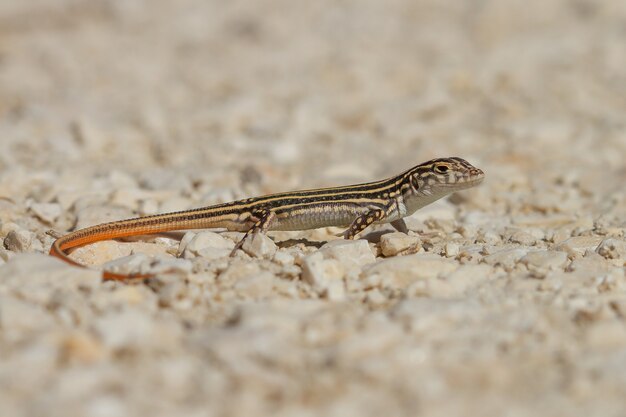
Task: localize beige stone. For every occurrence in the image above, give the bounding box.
[379,232,421,257]
[556,236,604,257]
[521,251,569,271]
[483,248,528,269]
[301,251,345,288]
[363,254,458,288]
[596,238,626,262]
[319,239,376,270]
[4,229,41,252]
[242,232,277,259]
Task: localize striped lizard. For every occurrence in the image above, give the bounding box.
[50,157,484,280]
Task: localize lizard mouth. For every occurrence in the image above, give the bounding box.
[462,168,485,187]
[441,168,484,190]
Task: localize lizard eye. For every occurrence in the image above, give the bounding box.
[434,164,449,174]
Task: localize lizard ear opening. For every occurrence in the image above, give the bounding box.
[410,174,421,191]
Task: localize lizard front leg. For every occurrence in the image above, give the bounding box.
[231,210,276,255]
[341,208,387,240]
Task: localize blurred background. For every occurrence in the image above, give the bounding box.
[1,0,624,201]
[0,1,625,416]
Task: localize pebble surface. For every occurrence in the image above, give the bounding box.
[1,1,625,416]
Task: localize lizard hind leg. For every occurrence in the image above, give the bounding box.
[341,209,386,240]
[230,210,276,256]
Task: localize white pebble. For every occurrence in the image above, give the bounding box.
[4,229,42,252]
[242,233,277,259]
[102,253,152,276]
[556,236,604,257]
[273,250,295,266]
[319,239,376,270]
[521,251,568,271]
[363,254,457,287]
[508,230,537,246]
[596,238,626,261]
[483,248,528,269]
[301,251,345,289]
[444,242,460,257]
[29,202,62,224]
[380,232,420,257]
[183,231,234,259]
[325,280,346,301]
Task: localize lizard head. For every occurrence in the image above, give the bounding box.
[407,157,484,197]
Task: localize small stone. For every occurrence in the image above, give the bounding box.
[483,248,528,269]
[102,253,152,276]
[365,289,387,305]
[199,247,232,260]
[177,232,197,256]
[456,224,478,239]
[149,257,193,276]
[526,227,547,241]
[380,232,421,257]
[521,251,568,271]
[68,240,130,265]
[325,280,346,301]
[508,230,537,246]
[4,229,37,252]
[568,253,613,275]
[444,242,460,257]
[596,238,626,261]
[443,264,493,293]
[273,250,295,266]
[242,233,277,258]
[457,244,484,263]
[556,236,604,257]
[183,231,234,259]
[0,221,20,237]
[0,254,100,303]
[29,202,62,224]
[551,227,572,245]
[319,239,376,271]
[216,260,256,282]
[363,254,457,287]
[301,251,345,288]
[479,231,501,245]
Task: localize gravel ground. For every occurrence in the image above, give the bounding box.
[1,1,625,416]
